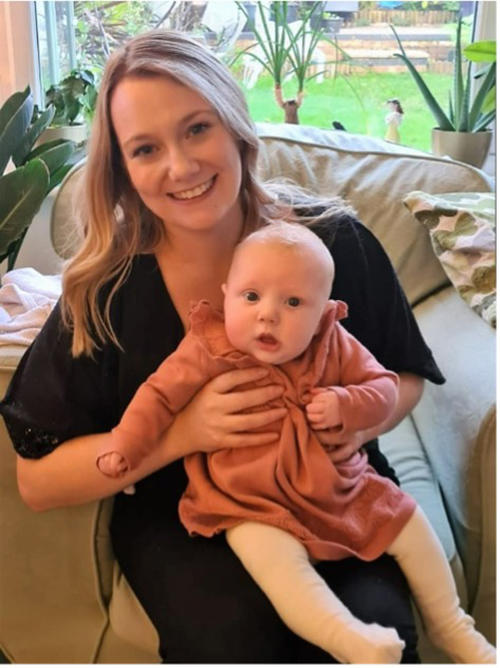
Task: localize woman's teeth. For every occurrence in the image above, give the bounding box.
[170,177,214,200]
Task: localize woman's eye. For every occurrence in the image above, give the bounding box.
[287,297,301,307]
[131,144,155,158]
[244,291,259,303]
[188,122,209,137]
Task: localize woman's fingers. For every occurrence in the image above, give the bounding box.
[223,430,281,448]
[209,367,284,413]
[210,367,270,393]
[329,441,361,463]
[226,406,287,432]
[226,384,284,413]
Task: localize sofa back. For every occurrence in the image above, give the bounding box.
[256,123,492,306]
[51,123,492,306]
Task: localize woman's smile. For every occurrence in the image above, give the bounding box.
[110,76,243,237]
[168,175,216,201]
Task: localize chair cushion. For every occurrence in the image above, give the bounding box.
[404,191,496,328]
[411,286,495,600]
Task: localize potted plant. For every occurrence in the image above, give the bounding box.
[41,69,97,144]
[391,19,495,168]
[0,86,80,270]
[235,0,351,124]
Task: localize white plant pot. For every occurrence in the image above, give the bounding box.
[431,128,493,168]
[38,124,88,145]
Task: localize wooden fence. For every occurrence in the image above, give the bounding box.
[344,9,458,26]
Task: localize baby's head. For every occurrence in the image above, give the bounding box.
[222,222,334,365]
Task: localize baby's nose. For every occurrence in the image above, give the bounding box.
[258,303,279,323]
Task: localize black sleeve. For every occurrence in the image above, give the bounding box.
[0,300,120,459]
[314,214,445,385]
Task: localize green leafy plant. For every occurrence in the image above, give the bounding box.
[391,19,495,132]
[235,1,353,124]
[45,69,97,126]
[0,87,80,269]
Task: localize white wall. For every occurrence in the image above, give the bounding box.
[0,1,40,102]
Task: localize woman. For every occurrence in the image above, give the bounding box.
[0,31,444,663]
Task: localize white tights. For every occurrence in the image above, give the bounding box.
[226,506,496,664]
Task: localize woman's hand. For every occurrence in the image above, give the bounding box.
[166,366,287,457]
[313,428,367,463]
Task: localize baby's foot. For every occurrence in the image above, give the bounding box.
[97,451,128,477]
[328,620,405,664]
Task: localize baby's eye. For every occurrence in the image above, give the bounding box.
[243,291,259,303]
[287,297,301,307]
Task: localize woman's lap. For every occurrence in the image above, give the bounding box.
[111,470,419,663]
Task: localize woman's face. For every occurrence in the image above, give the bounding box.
[110,75,244,238]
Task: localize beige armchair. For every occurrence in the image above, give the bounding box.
[0,123,494,663]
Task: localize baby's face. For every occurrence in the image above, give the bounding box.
[223,241,331,365]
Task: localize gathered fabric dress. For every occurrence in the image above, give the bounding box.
[108,298,416,563]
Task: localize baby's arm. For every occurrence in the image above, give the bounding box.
[305,388,341,430]
[307,322,399,437]
[97,334,218,477]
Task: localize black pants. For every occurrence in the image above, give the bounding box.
[111,453,419,663]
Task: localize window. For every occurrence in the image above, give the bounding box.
[32,1,487,152]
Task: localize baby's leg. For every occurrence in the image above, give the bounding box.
[387,506,496,664]
[226,521,404,664]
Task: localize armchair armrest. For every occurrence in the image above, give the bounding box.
[412,287,496,642]
[0,346,110,663]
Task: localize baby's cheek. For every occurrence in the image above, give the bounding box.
[225,316,249,352]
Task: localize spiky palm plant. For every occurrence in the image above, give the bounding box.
[391,18,495,133]
[235,1,353,124]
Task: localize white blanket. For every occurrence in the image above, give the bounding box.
[0,268,62,346]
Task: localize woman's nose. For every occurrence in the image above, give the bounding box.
[165,146,199,182]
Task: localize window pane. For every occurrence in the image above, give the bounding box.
[36,1,481,152]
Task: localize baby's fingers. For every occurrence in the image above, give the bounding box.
[306,410,325,424]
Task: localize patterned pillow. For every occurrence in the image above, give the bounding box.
[403,191,496,328]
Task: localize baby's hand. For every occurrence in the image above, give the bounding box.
[305,388,342,431]
[97,451,129,478]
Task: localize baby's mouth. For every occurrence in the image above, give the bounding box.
[169,176,216,200]
[257,333,279,348]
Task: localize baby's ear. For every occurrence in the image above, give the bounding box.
[221,283,227,296]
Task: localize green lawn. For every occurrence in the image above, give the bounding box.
[238,71,452,153]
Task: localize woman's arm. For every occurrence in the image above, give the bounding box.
[314,372,424,462]
[18,366,287,511]
[363,372,424,440]
[17,428,182,512]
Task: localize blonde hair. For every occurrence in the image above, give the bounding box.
[62,30,351,356]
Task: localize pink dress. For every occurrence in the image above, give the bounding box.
[106,299,416,561]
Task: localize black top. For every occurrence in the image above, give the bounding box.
[0,214,444,463]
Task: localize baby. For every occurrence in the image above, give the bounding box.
[97,223,495,664]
